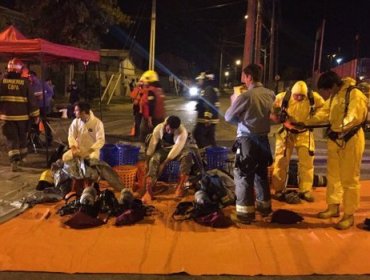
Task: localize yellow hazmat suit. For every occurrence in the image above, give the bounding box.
[306,77,367,218]
[272,81,325,197]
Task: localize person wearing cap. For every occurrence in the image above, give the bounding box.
[142,115,192,203]
[270,81,325,203]
[297,71,367,230]
[225,64,275,224]
[192,71,220,149]
[0,58,40,172]
[138,70,166,144]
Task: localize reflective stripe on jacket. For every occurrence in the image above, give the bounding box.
[0,77,39,121]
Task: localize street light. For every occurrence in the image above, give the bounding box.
[336,57,343,65]
[224,71,230,87]
[234,59,241,85]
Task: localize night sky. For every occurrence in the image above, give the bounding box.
[119,0,370,79]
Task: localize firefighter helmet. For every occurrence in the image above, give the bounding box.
[7,58,24,73]
[21,67,29,78]
[139,70,159,83]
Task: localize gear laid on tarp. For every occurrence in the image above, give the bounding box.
[59,186,154,229]
[197,172,235,207]
[171,147,235,228]
[51,158,126,192]
[172,171,234,228]
[271,209,304,224]
[28,158,128,209]
[360,218,370,231]
[172,201,232,228]
[115,199,155,226]
[64,211,105,229]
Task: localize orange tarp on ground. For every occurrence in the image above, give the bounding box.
[0,183,370,276]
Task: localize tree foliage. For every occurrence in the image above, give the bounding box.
[15,0,132,49]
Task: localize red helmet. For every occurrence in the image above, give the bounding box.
[21,67,29,78]
[8,58,24,73]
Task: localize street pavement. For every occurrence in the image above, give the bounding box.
[1,95,370,280]
[2,94,370,190]
[85,95,370,179]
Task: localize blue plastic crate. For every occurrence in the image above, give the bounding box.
[205,146,229,170]
[100,144,118,167]
[159,160,180,182]
[116,144,140,165]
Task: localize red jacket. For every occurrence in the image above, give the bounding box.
[140,85,165,120]
[130,86,144,106]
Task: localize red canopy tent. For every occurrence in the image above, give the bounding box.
[0,25,100,62]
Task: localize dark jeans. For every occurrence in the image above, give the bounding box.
[234,135,273,209]
[134,113,142,138]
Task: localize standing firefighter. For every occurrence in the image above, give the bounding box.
[0,58,40,171]
[270,81,325,202]
[193,72,220,148]
[139,70,166,144]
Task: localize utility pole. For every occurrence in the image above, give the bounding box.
[149,0,156,70]
[242,0,256,70]
[218,49,223,88]
[254,0,262,64]
[317,19,326,74]
[268,0,276,85]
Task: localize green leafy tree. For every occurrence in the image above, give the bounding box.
[15,0,132,49]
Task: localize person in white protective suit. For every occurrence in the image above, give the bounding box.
[295,72,368,230]
[62,101,105,162]
[270,81,325,203]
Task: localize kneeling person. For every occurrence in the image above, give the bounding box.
[62,102,105,161]
[143,116,192,202]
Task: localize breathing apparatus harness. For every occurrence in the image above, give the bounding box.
[279,86,316,156]
[326,85,367,147]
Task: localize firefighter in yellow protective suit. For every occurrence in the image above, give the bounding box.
[271,81,325,202]
[301,72,367,230]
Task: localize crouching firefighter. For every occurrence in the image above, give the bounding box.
[142,115,193,203]
[297,72,368,230]
[270,81,325,202]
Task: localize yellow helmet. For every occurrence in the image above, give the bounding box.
[291,80,308,96]
[139,70,159,83]
[39,169,54,184]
